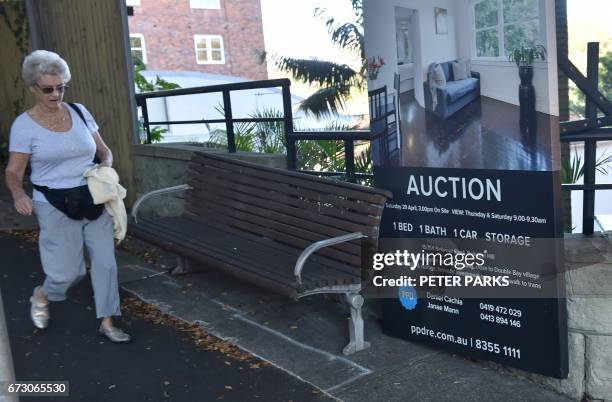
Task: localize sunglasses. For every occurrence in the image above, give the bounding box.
[35,83,68,95]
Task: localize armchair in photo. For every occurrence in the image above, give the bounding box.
[423,61,480,119]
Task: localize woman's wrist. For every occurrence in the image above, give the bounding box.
[12,191,28,201]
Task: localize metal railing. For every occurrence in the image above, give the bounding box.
[286,130,375,182]
[559,42,612,234]
[135,78,292,153]
[135,78,375,182]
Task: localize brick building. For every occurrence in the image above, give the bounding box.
[127,0,268,81]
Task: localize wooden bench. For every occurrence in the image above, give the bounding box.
[129,152,391,355]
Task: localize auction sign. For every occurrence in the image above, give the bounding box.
[363,0,568,378]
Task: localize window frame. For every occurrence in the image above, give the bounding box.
[129,33,147,65]
[189,0,221,9]
[470,0,545,63]
[194,34,226,65]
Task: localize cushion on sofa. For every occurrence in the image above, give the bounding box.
[432,64,447,87]
[444,78,479,102]
[452,61,468,80]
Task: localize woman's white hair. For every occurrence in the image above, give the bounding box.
[21,50,71,86]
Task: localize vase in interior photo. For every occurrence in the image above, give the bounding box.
[509,43,546,136]
[518,65,536,135]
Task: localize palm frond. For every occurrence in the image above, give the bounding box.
[329,22,365,61]
[298,84,352,117]
[314,7,364,60]
[248,107,286,154]
[355,145,372,173]
[351,0,363,25]
[269,55,358,87]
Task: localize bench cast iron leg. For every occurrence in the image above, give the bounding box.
[342,293,370,355]
[171,256,191,276]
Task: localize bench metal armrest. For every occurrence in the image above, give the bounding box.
[294,232,366,285]
[131,184,193,224]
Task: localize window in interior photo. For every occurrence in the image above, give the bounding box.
[473,0,541,59]
[194,35,225,64]
[130,33,147,65]
[396,26,413,63]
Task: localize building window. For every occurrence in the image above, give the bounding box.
[126,0,140,6]
[190,0,220,9]
[194,35,225,64]
[130,34,147,65]
[472,0,541,59]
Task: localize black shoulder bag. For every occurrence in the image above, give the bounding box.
[33,184,104,221]
[33,103,104,221]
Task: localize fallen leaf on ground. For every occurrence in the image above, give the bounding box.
[121,298,258,363]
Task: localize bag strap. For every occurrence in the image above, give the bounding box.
[66,102,100,164]
[67,102,89,129]
[32,184,50,193]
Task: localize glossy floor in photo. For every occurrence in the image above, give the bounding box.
[374,92,560,172]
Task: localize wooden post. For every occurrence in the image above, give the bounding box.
[344,139,355,183]
[222,90,236,153]
[26,0,138,204]
[582,42,600,234]
[0,0,31,163]
[282,82,296,170]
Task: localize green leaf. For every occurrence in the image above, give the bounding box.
[298,84,353,117]
[260,0,365,118]
[269,55,358,88]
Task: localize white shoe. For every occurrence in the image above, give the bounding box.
[99,325,131,343]
[30,286,49,329]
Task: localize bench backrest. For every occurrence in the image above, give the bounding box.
[184,152,391,268]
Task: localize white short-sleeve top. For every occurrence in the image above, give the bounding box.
[9,103,100,203]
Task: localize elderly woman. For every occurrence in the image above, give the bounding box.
[4,50,130,343]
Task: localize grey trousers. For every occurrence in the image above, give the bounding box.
[33,201,121,318]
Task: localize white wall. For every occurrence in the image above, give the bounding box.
[455,0,558,116]
[364,0,459,106]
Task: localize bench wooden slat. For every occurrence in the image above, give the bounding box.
[131,217,360,290]
[181,215,364,278]
[188,166,384,215]
[187,169,383,229]
[186,181,378,236]
[187,199,362,267]
[188,190,363,257]
[190,182,370,240]
[191,152,391,202]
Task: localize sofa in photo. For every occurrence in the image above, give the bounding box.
[423,61,480,119]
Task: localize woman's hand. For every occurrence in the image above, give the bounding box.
[5,152,32,216]
[93,132,113,168]
[14,193,33,215]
